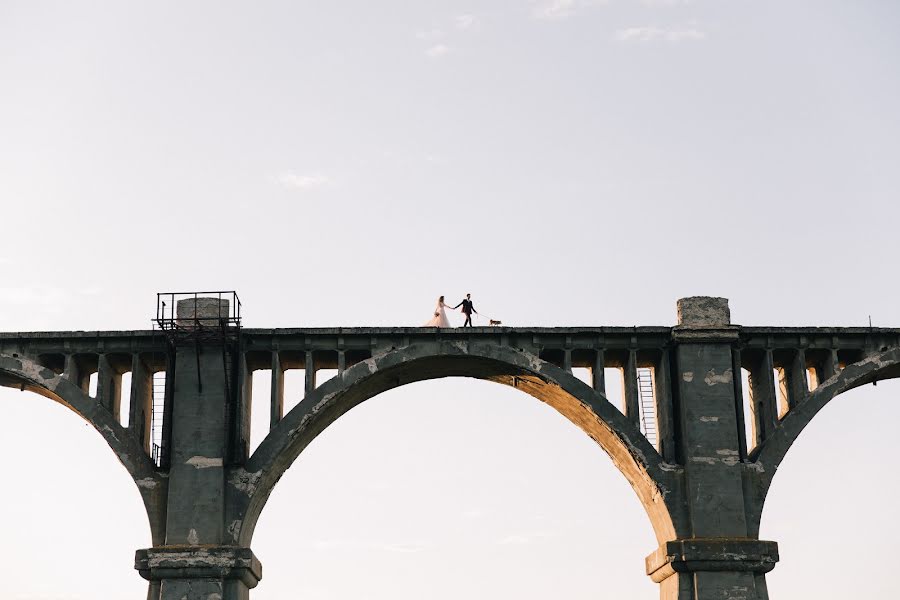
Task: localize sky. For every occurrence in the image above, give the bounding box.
[1,1,899,599]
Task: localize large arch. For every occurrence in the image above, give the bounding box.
[0,353,167,544]
[749,346,900,535]
[230,341,686,547]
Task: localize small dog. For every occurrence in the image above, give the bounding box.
[489,319,502,326]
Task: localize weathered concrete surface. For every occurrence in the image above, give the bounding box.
[176,297,230,326]
[164,345,229,546]
[2,296,900,600]
[677,296,731,328]
[646,539,778,582]
[136,545,262,596]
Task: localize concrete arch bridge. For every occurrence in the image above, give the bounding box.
[1,295,898,600]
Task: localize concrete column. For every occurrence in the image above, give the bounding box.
[731,348,749,461]
[788,349,809,407]
[748,350,777,448]
[592,349,606,395]
[305,351,315,397]
[624,350,640,428]
[821,348,840,381]
[653,297,777,600]
[164,342,228,545]
[97,354,121,421]
[129,355,153,453]
[159,353,176,469]
[64,354,90,394]
[654,349,676,462]
[238,354,252,462]
[270,352,284,430]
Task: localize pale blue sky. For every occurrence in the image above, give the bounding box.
[1,1,899,599]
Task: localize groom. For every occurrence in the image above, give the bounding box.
[454,293,476,327]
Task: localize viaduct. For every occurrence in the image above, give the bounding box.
[1,293,898,600]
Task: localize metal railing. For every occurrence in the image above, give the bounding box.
[154,291,242,331]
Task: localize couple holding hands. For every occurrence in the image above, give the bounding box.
[425,294,478,328]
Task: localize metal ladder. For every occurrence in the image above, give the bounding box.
[636,367,658,447]
[151,372,166,466]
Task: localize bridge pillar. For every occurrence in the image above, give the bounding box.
[136,298,261,600]
[652,297,778,600]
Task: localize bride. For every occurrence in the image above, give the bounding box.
[424,295,452,327]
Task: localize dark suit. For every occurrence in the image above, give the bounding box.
[454,298,476,327]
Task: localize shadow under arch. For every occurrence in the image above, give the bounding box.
[750,346,900,536]
[0,353,167,544]
[232,341,685,548]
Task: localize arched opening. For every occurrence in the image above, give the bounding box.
[250,378,659,599]
[0,385,152,600]
[760,378,900,599]
[238,344,681,552]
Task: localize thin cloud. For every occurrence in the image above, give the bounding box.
[313,539,427,553]
[426,44,450,58]
[532,0,577,20]
[383,543,427,553]
[532,0,606,21]
[276,172,330,190]
[455,14,478,30]
[0,287,71,310]
[614,25,706,42]
[641,0,694,5]
[497,530,555,545]
[415,29,444,41]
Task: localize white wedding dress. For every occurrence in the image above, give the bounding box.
[424,299,451,327]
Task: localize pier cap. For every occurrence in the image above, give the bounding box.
[176,297,230,326]
[677,297,731,328]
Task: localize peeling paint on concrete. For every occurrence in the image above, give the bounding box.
[229,469,263,495]
[744,461,765,473]
[704,368,733,386]
[682,371,694,382]
[100,424,121,443]
[187,528,200,544]
[228,519,242,542]
[186,456,223,469]
[136,477,158,489]
[699,416,720,422]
